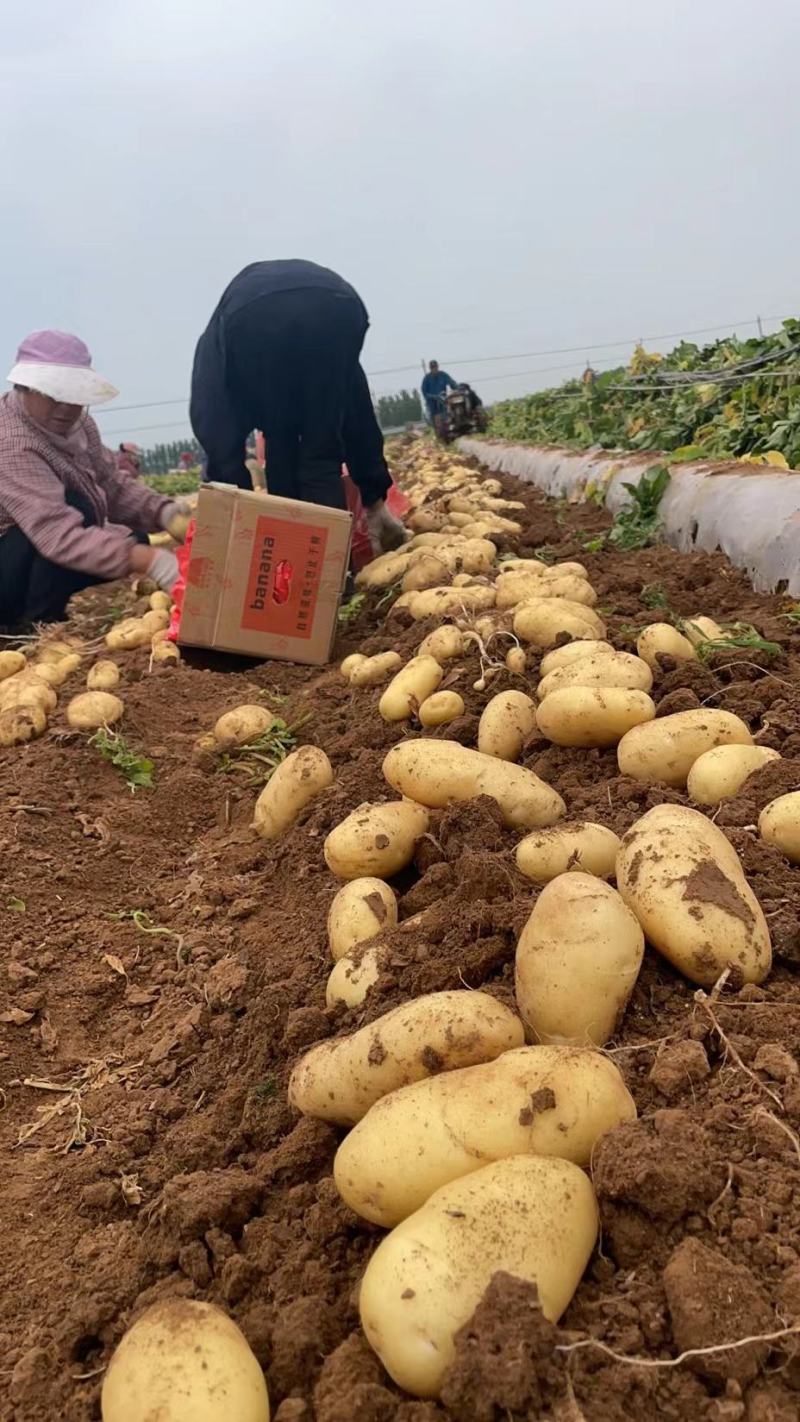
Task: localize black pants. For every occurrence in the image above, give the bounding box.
[0,493,106,627]
[226,288,391,510]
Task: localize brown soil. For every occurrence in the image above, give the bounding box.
[4,447,800,1420]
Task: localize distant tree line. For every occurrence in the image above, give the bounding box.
[139,438,203,474]
[375,389,422,429]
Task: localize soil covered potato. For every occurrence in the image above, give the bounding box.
[66,691,124,731]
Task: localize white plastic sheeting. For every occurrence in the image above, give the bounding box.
[458,439,800,596]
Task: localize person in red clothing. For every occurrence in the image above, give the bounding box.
[0,331,191,627]
[116,442,143,478]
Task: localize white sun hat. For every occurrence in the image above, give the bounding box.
[7,329,119,406]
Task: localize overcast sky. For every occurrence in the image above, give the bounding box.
[2,0,798,446]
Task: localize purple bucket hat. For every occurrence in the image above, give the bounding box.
[7,330,118,405]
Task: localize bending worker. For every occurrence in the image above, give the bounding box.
[0,331,190,627]
[190,259,405,554]
[421,359,457,428]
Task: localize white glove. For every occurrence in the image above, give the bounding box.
[365,500,407,555]
[159,500,192,543]
[147,548,180,593]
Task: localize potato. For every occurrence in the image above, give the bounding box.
[324,800,430,880]
[379,655,443,722]
[253,745,333,839]
[151,641,181,664]
[0,702,47,746]
[636,622,697,669]
[405,586,497,620]
[402,552,452,592]
[536,686,656,748]
[0,650,26,681]
[505,646,527,674]
[349,651,403,688]
[360,1155,597,1399]
[688,745,781,805]
[340,653,367,679]
[513,601,605,648]
[418,690,465,727]
[148,590,172,612]
[540,561,588,581]
[516,822,621,884]
[213,704,274,749]
[356,548,414,589]
[383,739,565,830]
[759,792,800,863]
[290,990,524,1125]
[539,640,613,677]
[499,558,546,575]
[477,690,536,761]
[328,877,398,961]
[496,573,596,611]
[100,1298,270,1422]
[617,709,753,788]
[0,671,58,714]
[617,804,771,986]
[334,1044,635,1227]
[151,629,170,646]
[515,874,644,1046]
[105,618,150,651]
[31,653,80,686]
[537,651,652,702]
[141,608,170,635]
[326,946,383,1008]
[417,625,466,662]
[683,615,726,647]
[87,660,121,691]
[66,691,124,730]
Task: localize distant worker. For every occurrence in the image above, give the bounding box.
[190,260,406,554]
[0,331,191,627]
[117,442,143,478]
[421,360,457,430]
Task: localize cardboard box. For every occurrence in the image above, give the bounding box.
[178,484,352,665]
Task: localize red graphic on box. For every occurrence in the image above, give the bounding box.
[242,516,329,639]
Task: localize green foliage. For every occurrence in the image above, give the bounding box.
[90,728,155,792]
[640,582,668,609]
[608,466,671,550]
[6,896,25,913]
[218,716,308,787]
[689,622,782,661]
[141,471,200,495]
[376,389,423,430]
[582,534,607,553]
[489,319,800,468]
[338,592,366,624]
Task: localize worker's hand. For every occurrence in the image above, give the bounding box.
[159,499,193,544]
[130,545,180,592]
[365,500,407,555]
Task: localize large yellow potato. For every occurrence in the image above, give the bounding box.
[537,651,652,702]
[539,639,613,676]
[213,705,274,748]
[356,548,414,589]
[349,651,403,687]
[253,746,333,839]
[405,585,497,621]
[0,650,26,681]
[515,873,644,1046]
[617,804,771,986]
[636,622,697,669]
[31,654,80,687]
[759,792,800,863]
[0,703,47,746]
[334,1044,635,1226]
[516,822,621,884]
[359,1156,598,1399]
[151,641,180,665]
[540,561,589,582]
[0,671,57,714]
[326,946,383,1008]
[383,739,565,830]
[513,600,605,648]
[537,687,656,748]
[418,690,465,727]
[87,660,121,691]
[289,990,524,1125]
[688,745,781,805]
[477,690,537,761]
[149,590,172,612]
[100,1298,269,1422]
[617,709,753,787]
[379,655,443,722]
[340,653,367,679]
[495,572,596,611]
[67,691,124,731]
[105,618,150,651]
[328,877,397,961]
[324,800,430,880]
[141,608,170,635]
[417,625,466,662]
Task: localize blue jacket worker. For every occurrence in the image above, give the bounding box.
[421,361,457,424]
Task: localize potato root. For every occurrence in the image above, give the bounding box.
[383,739,565,830]
[253,746,333,839]
[324,800,430,880]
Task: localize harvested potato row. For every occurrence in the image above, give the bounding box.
[617,804,771,986]
[289,990,524,1125]
[67,691,124,731]
[515,873,644,1046]
[516,822,621,884]
[536,687,656,748]
[324,800,430,880]
[360,1156,598,1399]
[334,1044,635,1227]
[477,690,537,761]
[328,878,398,960]
[383,739,565,830]
[617,709,752,787]
[252,745,333,840]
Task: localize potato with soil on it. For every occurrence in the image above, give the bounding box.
[213,704,275,749]
[87,659,121,691]
[324,800,430,880]
[616,803,772,987]
[515,822,621,884]
[536,686,656,748]
[617,708,753,788]
[348,651,403,688]
[536,650,653,702]
[334,1044,635,1227]
[151,641,181,665]
[539,639,613,676]
[379,655,443,722]
[252,745,333,840]
[404,585,497,621]
[477,690,537,761]
[328,877,398,961]
[0,702,48,746]
[326,945,384,1007]
[0,650,26,681]
[31,652,81,686]
[383,739,565,830]
[759,791,800,863]
[67,691,124,731]
[0,670,58,715]
[290,990,525,1125]
[636,622,697,669]
[515,873,644,1046]
[359,1155,598,1400]
[100,1297,270,1421]
[513,600,605,648]
[505,645,527,674]
[148,589,172,612]
[105,617,150,651]
[418,690,465,727]
[687,744,781,805]
[418,625,467,663]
